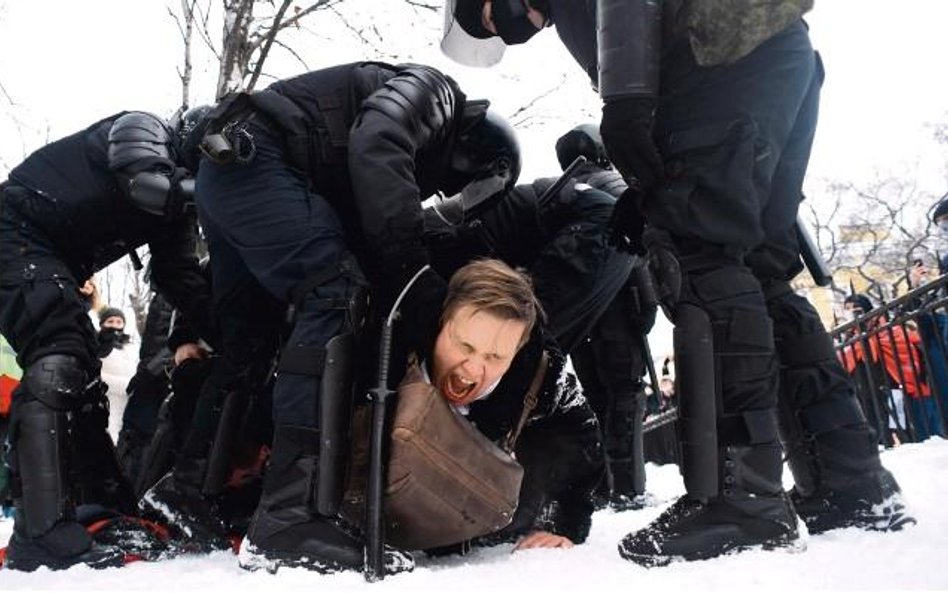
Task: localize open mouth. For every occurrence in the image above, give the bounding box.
[443,371,477,403]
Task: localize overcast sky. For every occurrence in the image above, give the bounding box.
[2,0,947,194]
[805,0,948,193]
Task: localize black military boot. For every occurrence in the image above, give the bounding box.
[139,363,249,554]
[782,412,915,534]
[607,458,656,511]
[618,443,802,567]
[75,504,175,562]
[769,289,915,535]
[238,425,413,574]
[4,396,124,571]
[139,458,233,554]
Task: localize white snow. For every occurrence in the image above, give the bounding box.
[3,438,947,591]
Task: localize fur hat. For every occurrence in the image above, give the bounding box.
[98,307,126,326]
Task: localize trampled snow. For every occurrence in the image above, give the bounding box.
[3,439,947,592]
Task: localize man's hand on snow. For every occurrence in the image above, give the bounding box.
[512,531,575,551]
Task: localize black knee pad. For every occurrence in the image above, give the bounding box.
[19,354,89,411]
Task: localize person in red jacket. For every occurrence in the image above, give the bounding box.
[839,294,943,442]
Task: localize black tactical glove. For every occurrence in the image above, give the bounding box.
[600,97,664,191]
[608,187,646,256]
[166,167,195,219]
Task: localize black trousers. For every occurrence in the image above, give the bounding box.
[195,123,356,429]
[646,21,822,424]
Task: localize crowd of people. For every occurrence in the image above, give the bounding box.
[0,0,919,577]
[833,202,948,447]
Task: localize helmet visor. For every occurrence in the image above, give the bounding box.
[441,0,507,67]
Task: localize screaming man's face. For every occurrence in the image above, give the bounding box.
[430,304,526,406]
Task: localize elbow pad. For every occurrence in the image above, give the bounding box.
[127,171,172,217]
[110,112,192,218]
[598,0,662,101]
[359,65,460,148]
[126,167,194,219]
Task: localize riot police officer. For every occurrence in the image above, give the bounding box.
[550,124,657,511]
[442,0,913,566]
[0,111,216,571]
[140,61,522,575]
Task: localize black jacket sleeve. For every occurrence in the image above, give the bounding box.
[347,65,460,281]
[134,291,176,377]
[146,216,219,350]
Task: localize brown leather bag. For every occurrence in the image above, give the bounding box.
[343,353,548,550]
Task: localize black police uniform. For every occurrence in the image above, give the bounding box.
[550,1,911,564]
[0,112,214,571]
[177,61,516,574]
[447,0,912,566]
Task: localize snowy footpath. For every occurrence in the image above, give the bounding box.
[3,439,947,592]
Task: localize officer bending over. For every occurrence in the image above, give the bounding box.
[141,61,522,575]
[0,111,216,571]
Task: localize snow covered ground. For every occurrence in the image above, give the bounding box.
[3,438,947,592]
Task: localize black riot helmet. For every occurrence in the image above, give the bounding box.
[169,104,214,169]
[555,123,611,171]
[169,104,214,148]
[435,101,521,223]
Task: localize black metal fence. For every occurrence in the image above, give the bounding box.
[830,275,948,446]
[641,276,948,466]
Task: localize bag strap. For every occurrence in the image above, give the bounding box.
[503,350,549,453]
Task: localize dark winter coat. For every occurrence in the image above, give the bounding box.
[462,329,604,543]
[3,114,216,346]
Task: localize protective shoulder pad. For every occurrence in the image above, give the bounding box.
[359,64,459,148]
[108,111,176,175]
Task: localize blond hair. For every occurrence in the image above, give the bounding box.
[440,259,544,348]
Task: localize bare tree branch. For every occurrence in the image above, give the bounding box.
[271,0,339,34]
[194,0,221,60]
[169,0,200,112]
[217,0,255,98]
[403,0,439,11]
[0,80,47,161]
[271,37,310,71]
[245,0,293,91]
[326,4,396,60]
[507,76,567,128]
[0,80,14,105]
